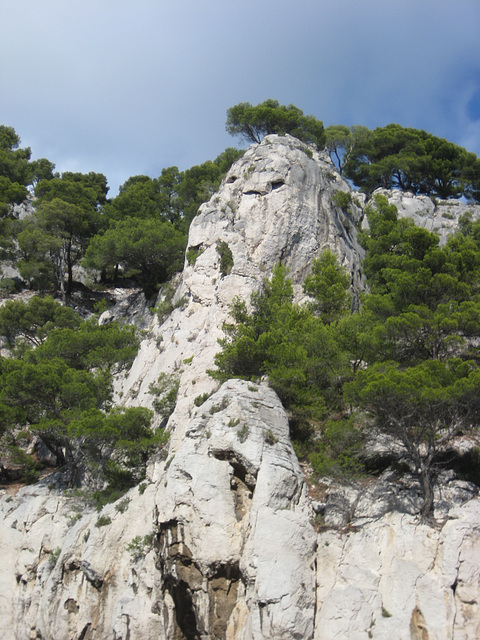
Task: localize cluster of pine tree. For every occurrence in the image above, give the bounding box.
[211,196,480,519]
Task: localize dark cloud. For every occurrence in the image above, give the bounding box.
[2,0,480,195]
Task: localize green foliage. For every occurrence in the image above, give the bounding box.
[30,319,139,372]
[226,100,325,148]
[264,429,277,445]
[300,415,364,479]
[83,217,186,298]
[34,171,108,210]
[345,359,480,517]
[48,547,62,565]
[330,190,352,211]
[127,534,154,561]
[105,148,243,233]
[186,246,203,266]
[18,196,102,297]
[238,424,249,443]
[324,125,372,175]
[0,295,80,351]
[358,195,480,366]
[216,240,234,276]
[95,515,112,527]
[0,125,39,218]
[149,372,180,419]
[115,497,131,513]
[194,392,211,406]
[344,123,480,201]
[212,264,349,425]
[0,298,165,491]
[3,443,44,483]
[343,194,480,516]
[303,248,352,324]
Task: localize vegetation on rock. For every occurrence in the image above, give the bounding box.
[212,196,480,518]
[0,296,165,491]
[1,113,480,520]
[226,99,325,148]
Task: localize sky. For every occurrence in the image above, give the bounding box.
[2,0,480,196]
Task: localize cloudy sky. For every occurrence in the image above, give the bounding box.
[2,0,480,195]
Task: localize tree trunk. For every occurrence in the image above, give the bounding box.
[66,237,73,295]
[419,466,435,522]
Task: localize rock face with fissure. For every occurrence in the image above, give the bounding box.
[1,135,480,639]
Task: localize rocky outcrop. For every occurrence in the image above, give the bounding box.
[0,380,316,639]
[314,500,480,640]
[112,134,365,437]
[371,188,480,246]
[1,135,480,639]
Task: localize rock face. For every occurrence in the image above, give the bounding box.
[371,188,480,246]
[1,135,480,640]
[0,380,316,640]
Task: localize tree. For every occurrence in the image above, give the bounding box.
[0,295,80,350]
[303,248,352,323]
[0,124,34,218]
[18,198,101,298]
[16,222,60,291]
[83,217,186,297]
[212,264,348,424]
[226,100,325,148]
[341,189,480,518]
[107,173,179,224]
[30,319,139,374]
[344,124,480,201]
[324,125,371,175]
[35,171,109,210]
[0,304,159,491]
[29,158,56,186]
[345,359,480,519]
[357,194,480,365]
[104,149,243,234]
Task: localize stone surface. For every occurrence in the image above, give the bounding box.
[0,380,316,640]
[314,500,480,640]
[369,188,480,246]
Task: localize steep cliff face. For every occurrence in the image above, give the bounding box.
[111,134,365,447]
[1,135,480,640]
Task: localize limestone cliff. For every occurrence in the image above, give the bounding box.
[1,135,480,640]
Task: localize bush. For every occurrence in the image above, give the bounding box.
[127,534,154,561]
[149,372,179,419]
[331,191,352,211]
[186,246,204,266]
[194,392,211,406]
[299,416,364,480]
[216,241,234,276]
[95,515,112,527]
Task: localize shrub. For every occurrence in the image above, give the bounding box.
[48,547,62,566]
[186,246,204,266]
[216,241,234,276]
[149,372,180,418]
[95,515,112,527]
[194,392,211,407]
[305,416,364,480]
[115,497,131,513]
[331,190,352,211]
[238,424,249,443]
[127,533,154,561]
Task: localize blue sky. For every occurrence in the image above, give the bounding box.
[2,0,480,195]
